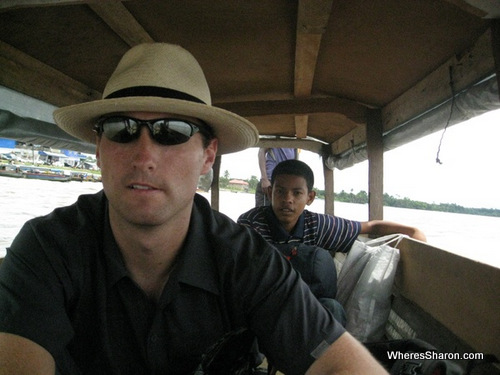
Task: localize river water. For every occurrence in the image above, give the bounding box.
[1,177,499,268]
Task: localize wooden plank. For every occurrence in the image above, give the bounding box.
[294,115,308,138]
[329,124,366,156]
[323,159,334,216]
[294,0,334,140]
[295,0,333,97]
[366,109,383,221]
[256,138,323,155]
[293,34,320,141]
[294,33,322,97]
[492,20,500,101]
[296,0,334,34]
[382,29,495,133]
[396,238,500,358]
[88,1,154,47]
[0,0,86,10]
[442,0,488,18]
[443,0,500,18]
[0,40,101,107]
[389,294,476,364]
[216,96,366,122]
[330,29,495,158]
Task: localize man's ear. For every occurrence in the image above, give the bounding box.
[200,138,218,175]
[95,135,101,168]
[306,190,316,205]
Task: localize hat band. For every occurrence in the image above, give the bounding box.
[104,86,206,104]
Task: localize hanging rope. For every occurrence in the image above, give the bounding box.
[436,65,456,164]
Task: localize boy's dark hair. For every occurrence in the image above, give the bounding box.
[271,159,314,191]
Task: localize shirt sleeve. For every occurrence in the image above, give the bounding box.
[0,220,76,360]
[314,213,362,253]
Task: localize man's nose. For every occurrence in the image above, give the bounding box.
[131,127,158,169]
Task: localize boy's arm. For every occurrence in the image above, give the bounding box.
[306,332,388,375]
[360,220,427,242]
[0,333,55,375]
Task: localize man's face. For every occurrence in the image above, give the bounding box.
[271,174,315,233]
[96,111,217,229]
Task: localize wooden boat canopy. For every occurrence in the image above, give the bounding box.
[0,0,499,214]
[1,0,499,155]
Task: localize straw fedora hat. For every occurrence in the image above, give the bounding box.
[53,43,259,155]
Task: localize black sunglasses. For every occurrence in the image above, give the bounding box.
[94,116,212,146]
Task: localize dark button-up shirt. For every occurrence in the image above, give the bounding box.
[0,192,344,374]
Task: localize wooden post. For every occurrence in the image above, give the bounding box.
[366,109,384,220]
[323,156,334,216]
[210,155,221,211]
[492,20,500,102]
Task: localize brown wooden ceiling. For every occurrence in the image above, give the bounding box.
[0,0,497,156]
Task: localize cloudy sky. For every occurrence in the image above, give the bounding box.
[220,108,500,210]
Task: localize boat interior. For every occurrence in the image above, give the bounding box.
[0,1,499,371]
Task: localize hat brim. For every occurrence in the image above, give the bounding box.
[53,97,259,155]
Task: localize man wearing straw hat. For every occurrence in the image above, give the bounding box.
[0,43,388,374]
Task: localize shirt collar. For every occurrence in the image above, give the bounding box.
[265,206,305,243]
[102,204,129,289]
[174,194,219,295]
[101,194,219,296]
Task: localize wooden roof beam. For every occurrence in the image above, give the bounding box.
[492,20,500,101]
[0,40,100,107]
[328,27,496,159]
[295,32,323,97]
[0,1,154,47]
[295,0,333,96]
[443,0,500,18]
[88,2,154,47]
[382,28,495,134]
[0,0,87,11]
[294,0,334,138]
[294,115,309,139]
[216,96,367,122]
[257,138,324,155]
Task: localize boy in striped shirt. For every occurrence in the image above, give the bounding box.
[238,159,426,253]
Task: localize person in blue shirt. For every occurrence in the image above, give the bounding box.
[256,147,297,206]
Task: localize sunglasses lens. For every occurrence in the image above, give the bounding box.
[101,118,139,143]
[153,120,193,145]
[98,117,200,145]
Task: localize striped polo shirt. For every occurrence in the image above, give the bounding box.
[237,206,361,253]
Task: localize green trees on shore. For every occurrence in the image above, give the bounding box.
[323,189,500,218]
[221,171,499,218]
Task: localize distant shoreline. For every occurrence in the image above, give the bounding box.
[215,186,500,218]
[327,189,500,218]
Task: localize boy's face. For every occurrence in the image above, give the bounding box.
[270,174,316,233]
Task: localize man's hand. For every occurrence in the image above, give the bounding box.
[306,332,388,375]
[0,333,55,375]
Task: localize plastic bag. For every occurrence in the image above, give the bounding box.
[336,234,405,342]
